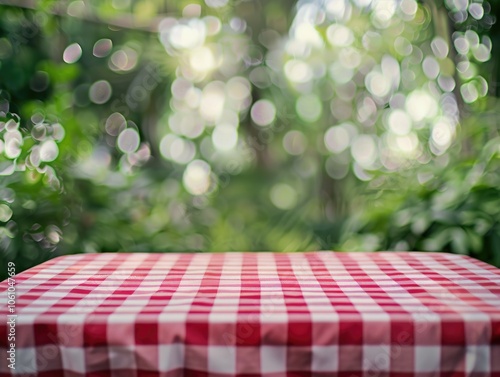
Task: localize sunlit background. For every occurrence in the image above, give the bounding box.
[1,0,499,278]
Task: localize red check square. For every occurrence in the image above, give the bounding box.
[185,322,209,345]
[442,321,466,345]
[135,322,159,345]
[83,323,108,347]
[288,321,313,346]
[236,321,261,346]
[339,320,363,345]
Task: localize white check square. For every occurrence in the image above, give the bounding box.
[466,345,490,373]
[60,347,86,373]
[261,346,286,373]
[13,347,37,374]
[158,344,185,371]
[109,346,136,369]
[311,345,339,372]
[415,346,440,372]
[208,346,236,373]
[363,345,390,372]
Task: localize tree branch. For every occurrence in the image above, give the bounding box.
[0,0,171,32]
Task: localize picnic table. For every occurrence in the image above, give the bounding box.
[1,251,500,376]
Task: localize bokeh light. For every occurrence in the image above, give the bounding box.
[270,183,298,210]
[93,39,113,58]
[183,159,212,195]
[283,131,307,155]
[250,100,276,126]
[39,140,59,162]
[0,204,13,222]
[63,43,82,64]
[109,47,138,72]
[117,128,140,154]
[89,80,112,104]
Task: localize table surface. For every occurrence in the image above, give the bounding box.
[1,251,500,377]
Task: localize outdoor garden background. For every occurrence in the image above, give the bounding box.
[0,0,499,279]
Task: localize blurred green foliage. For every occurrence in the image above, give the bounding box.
[339,126,500,267]
[0,0,499,279]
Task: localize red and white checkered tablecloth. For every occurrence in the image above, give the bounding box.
[1,252,500,377]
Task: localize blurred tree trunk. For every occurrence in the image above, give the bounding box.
[488,1,500,97]
[422,0,472,156]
